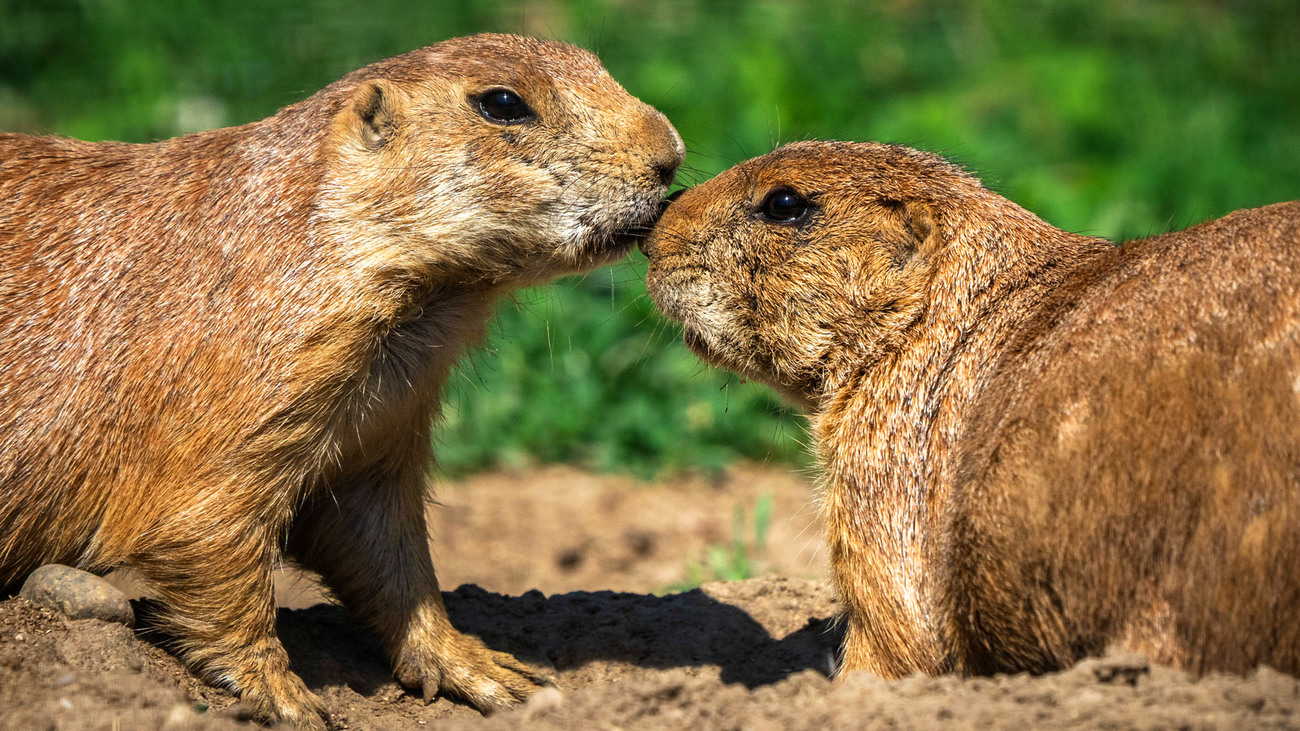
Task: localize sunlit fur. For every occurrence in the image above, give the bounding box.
[0,33,682,728]
[645,140,1300,680]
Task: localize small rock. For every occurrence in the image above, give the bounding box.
[19,564,135,627]
[522,686,565,717]
[162,704,198,729]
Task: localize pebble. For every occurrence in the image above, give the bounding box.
[18,564,135,627]
[162,704,198,729]
[522,686,565,718]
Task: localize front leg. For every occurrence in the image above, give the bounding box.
[824,478,951,679]
[288,458,550,712]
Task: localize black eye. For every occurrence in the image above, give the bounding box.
[477,88,533,124]
[760,187,810,224]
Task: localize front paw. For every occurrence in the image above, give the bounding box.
[230,660,331,729]
[395,630,553,714]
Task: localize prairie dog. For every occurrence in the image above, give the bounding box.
[644,140,1299,678]
[0,33,682,727]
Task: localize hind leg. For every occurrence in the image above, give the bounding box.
[288,458,550,713]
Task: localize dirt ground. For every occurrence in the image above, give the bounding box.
[3,464,1298,729]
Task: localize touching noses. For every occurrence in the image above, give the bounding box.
[639,187,689,258]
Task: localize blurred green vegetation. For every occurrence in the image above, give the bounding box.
[3,0,1297,477]
[661,494,775,593]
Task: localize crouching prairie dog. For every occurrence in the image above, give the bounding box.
[0,34,682,727]
[644,140,1300,679]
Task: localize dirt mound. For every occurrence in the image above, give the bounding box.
[4,576,1298,730]
[0,599,227,730]
[4,467,1298,729]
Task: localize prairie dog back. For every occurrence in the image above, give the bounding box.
[947,203,1300,675]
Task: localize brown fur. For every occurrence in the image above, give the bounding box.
[0,34,682,728]
[643,140,1300,680]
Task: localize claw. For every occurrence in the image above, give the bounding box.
[395,630,553,715]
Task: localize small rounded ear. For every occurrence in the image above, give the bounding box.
[348,80,402,150]
[902,199,941,257]
[880,198,942,267]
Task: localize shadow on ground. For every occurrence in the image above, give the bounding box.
[280,577,841,697]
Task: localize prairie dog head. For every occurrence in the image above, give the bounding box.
[644,141,982,409]
[322,33,684,284]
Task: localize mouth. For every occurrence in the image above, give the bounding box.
[575,211,660,267]
[579,227,645,267]
[607,227,649,254]
[597,191,675,258]
[682,324,798,404]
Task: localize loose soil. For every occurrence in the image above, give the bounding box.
[3,465,1297,729]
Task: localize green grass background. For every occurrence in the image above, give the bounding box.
[3,0,1297,477]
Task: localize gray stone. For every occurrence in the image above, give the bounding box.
[521,686,565,718]
[19,564,135,627]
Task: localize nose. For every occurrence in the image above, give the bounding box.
[644,111,685,189]
[654,159,679,188]
[652,139,684,188]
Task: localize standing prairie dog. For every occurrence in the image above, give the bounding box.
[0,34,682,727]
[644,140,1299,679]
